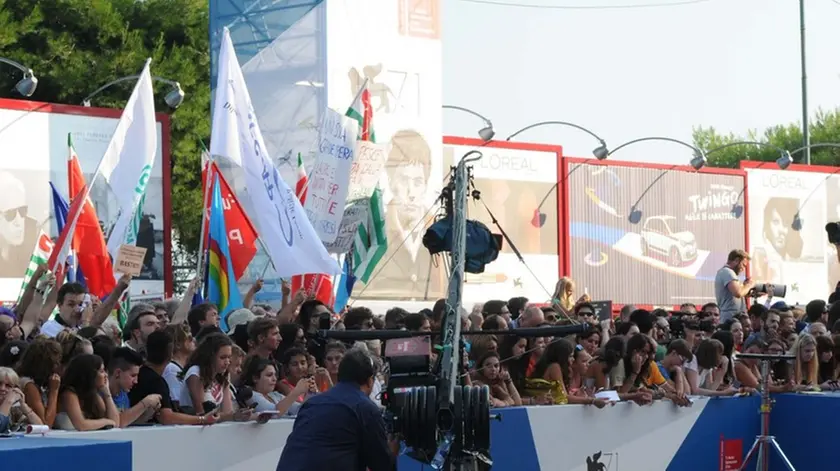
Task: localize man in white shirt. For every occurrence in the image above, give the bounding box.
[39,275,132,338]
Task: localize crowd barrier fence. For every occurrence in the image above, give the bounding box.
[1,393,837,470]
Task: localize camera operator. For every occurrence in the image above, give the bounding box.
[276,347,399,471]
[715,250,755,323]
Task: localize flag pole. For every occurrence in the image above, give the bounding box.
[196,148,214,282]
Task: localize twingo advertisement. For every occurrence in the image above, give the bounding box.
[443,138,562,307]
[325,0,443,301]
[745,166,836,305]
[565,159,745,306]
[0,99,171,301]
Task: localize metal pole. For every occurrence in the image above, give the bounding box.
[800,0,810,165]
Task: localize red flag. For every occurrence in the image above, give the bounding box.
[290,154,334,304]
[68,139,115,298]
[201,161,258,281]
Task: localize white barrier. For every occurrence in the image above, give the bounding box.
[48,398,715,471]
[56,419,295,471]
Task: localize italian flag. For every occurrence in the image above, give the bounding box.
[15,231,54,304]
[345,80,387,284]
[295,153,308,204]
[291,154,334,304]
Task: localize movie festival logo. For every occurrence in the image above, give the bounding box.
[686,184,740,221]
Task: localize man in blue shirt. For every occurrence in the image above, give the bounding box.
[277,348,397,471]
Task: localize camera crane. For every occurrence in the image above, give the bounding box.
[320,151,593,470]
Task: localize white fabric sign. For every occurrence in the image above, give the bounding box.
[101,60,158,260]
[304,108,358,243]
[323,140,387,254]
[211,28,339,277]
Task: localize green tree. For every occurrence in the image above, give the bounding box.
[693,109,840,168]
[0,0,209,267]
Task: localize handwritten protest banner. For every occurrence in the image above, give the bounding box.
[325,200,370,253]
[324,140,387,253]
[304,108,359,243]
[114,244,147,276]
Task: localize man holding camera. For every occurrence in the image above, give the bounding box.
[715,250,756,322]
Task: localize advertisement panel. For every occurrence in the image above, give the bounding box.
[566,160,745,306]
[0,99,171,301]
[326,0,443,301]
[443,140,561,306]
[746,168,833,305]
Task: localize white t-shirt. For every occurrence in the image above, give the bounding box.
[163,362,184,403]
[178,365,225,411]
[39,318,69,338]
[251,391,301,416]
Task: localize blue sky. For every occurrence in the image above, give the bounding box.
[441,0,840,164]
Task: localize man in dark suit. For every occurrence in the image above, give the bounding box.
[359,130,444,300]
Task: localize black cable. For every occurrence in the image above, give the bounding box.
[458,0,714,10]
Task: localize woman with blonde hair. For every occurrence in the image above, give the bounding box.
[550,277,588,318]
[791,333,819,388]
[0,366,43,432]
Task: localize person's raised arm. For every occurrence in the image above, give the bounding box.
[171,276,200,326]
[90,274,131,328]
[61,391,116,431]
[38,276,60,325]
[277,289,306,324]
[16,264,48,317]
[242,279,263,308]
[19,288,47,339]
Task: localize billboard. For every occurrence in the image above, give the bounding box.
[325,0,443,301]
[443,139,562,306]
[746,167,836,304]
[0,99,171,301]
[565,160,745,306]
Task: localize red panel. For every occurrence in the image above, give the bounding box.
[159,114,173,297]
[740,159,840,174]
[561,155,747,307]
[0,97,173,297]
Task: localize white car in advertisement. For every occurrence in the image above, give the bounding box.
[640,215,698,266]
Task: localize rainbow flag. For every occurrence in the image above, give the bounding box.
[206,174,242,332]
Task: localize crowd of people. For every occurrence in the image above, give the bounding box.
[3,255,840,436]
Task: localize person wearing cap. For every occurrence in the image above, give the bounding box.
[715,249,755,323]
[226,308,257,335]
[122,303,160,354]
[0,171,39,278]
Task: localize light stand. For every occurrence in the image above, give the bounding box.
[737,353,797,471]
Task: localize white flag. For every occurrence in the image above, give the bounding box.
[211,28,339,277]
[102,59,158,261]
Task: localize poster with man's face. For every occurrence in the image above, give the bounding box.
[0,170,45,280]
[324,0,443,301]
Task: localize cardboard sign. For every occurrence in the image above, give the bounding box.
[114,245,147,276]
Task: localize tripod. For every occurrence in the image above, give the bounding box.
[737,353,796,471]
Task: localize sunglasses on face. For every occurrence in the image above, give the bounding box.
[3,206,26,222]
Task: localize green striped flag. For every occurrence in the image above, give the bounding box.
[352,186,387,283]
[116,194,146,328]
[345,80,387,283]
[15,230,53,304]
